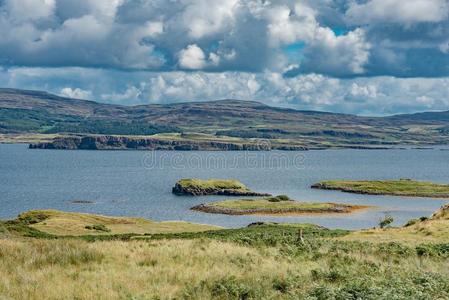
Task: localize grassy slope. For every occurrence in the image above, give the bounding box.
[1,207,448,299]
[3,88,449,147]
[313,179,449,198]
[18,210,221,236]
[341,204,449,245]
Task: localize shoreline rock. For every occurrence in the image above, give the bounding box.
[29,135,308,151]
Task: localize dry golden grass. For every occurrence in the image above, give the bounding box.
[22,210,221,236]
[0,238,306,300]
[1,206,449,299]
[341,204,449,244]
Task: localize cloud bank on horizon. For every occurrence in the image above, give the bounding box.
[1,0,449,115]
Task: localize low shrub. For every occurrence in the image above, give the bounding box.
[379,215,394,229]
[404,218,419,227]
[211,276,255,300]
[85,224,111,232]
[17,211,50,225]
[416,243,449,257]
[267,195,291,202]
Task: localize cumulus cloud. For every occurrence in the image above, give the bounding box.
[178,44,207,69]
[1,0,448,77]
[2,0,449,114]
[0,0,379,76]
[182,0,238,39]
[3,67,449,115]
[59,87,92,99]
[3,0,56,21]
[298,28,371,76]
[346,0,449,25]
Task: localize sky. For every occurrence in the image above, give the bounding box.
[1,0,449,115]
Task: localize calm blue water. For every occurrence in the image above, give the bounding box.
[1,144,448,229]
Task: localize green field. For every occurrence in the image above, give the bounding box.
[312,179,449,198]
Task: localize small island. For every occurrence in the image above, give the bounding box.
[311,179,449,198]
[172,178,271,196]
[191,195,369,216]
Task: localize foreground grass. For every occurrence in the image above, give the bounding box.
[312,179,449,198]
[15,210,221,236]
[192,196,368,215]
[1,228,448,299]
[1,206,448,299]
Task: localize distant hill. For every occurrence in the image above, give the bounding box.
[1,88,449,148]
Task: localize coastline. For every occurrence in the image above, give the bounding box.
[4,134,448,151]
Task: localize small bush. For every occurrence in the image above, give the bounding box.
[0,222,7,234]
[211,276,255,299]
[416,243,449,257]
[85,224,111,232]
[17,211,50,225]
[404,218,419,227]
[268,198,281,202]
[379,215,394,229]
[268,195,291,202]
[272,274,299,293]
[376,242,413,256]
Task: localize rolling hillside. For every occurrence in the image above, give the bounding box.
[1,88,449,148]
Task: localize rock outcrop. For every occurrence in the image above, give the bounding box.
[29,135,308,151]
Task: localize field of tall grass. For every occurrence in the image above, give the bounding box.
[0,207,448,299]
[0,231,448,299]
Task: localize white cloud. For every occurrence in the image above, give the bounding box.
[178,44,207,69]
[101,86,142,103]
[0,0,373,76]
[143,21,164,37]
[346,0,449,25]
[182,0,239,39]
[4,0,56,21]
[300,28,371,76]
[59,87,92,99]
[3,67,449,115]
[266,3,317,46]
[347,83,380,102]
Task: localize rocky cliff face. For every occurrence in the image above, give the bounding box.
[29,135,308,151]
